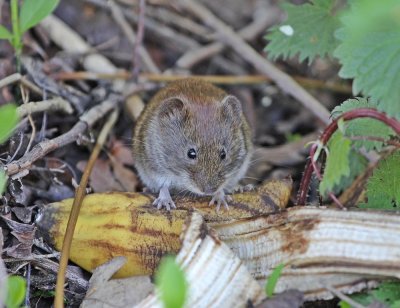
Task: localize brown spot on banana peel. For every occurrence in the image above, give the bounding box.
[260,194,280,212]
[278,218,320,254]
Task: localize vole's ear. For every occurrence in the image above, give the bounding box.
[158,97,186,120]
[220,95,242,125]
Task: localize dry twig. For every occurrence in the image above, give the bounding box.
[132,0,147,79]
[177,0,331,124]
[17,98,73,118]
[0,73,21,88]
[5,97,119,176]
[176,5,280,69]
[108,0,159,74]
[52,71,352,93]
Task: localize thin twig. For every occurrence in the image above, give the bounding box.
[5,97,118,176]
[0,73,21,88]
[52,71,352,93]
[20,84,36,155]
[176,5,280,69]
[54,109,119,308]
[108,0,159,74]
[17,97,74,118]
[20,76,44,96]
[177,0,331,124]
[40,15,118,75]
[132,0,146,80]
[31,258,88,291]
[87,0,246,75]
[7,132,24,163]
[322,284,366,308]
[146,5,210,40]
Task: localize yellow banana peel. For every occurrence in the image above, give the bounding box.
[36,179,292,277]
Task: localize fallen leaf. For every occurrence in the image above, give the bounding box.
[77,159,122,192]
[1,216,35,258]
[78,157,138,193]
[110,139,135,166]
[11,206,34,224]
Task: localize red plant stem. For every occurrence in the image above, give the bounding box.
[297,158,312,205]
[296,108,400,206]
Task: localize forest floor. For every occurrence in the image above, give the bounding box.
[0,0,355,306]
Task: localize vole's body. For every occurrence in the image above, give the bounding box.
[133,79,252,210]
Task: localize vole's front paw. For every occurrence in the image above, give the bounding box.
[153,186,176,211]
[153,196,176,211]
[209,191,233,212]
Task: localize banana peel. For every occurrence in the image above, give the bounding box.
[36,179,292,277]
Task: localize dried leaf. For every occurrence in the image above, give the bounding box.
[82,257,153,308]
[1,216,35,258]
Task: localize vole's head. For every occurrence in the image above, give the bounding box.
[153,94,250,195]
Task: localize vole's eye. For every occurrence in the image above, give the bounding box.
[187,148,197,159]
[220,149,226,160]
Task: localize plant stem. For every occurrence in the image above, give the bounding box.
[54,110,119,308]
[296,108,400,206]
[11,0,21,72]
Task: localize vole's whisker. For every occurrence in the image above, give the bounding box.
[248,157,268,165]
[241,176,260,181]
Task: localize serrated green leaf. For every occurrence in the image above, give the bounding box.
[348,281,400,307]
[0,104,19,144]
[0,170,7,195]
[319,131,351,196]
[19,0,60,33]
[265,263,285,298]
[334,0,400,119]
[155,256,187,308]
[332,98,395,151]
[361,151,400,210]
[5,276,26,308]
[265,0,342,63]
[0,25,12,40]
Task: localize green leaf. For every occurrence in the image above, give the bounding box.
[265,263,285,297]
[265,0,342,63]
[0,25,12,40]
[338,301,351,308]
[361,151,400,210]
[319,131,351,196]
[331,150,367,195]
[348,281,400,307]
[0,104,19,144]
[0,170,7,195]
[334,0,400,119]
[5,276,26,308]
[393,300,400,308]
[155,256,187,308]
[19,0,60,33]
[331,98,396,151]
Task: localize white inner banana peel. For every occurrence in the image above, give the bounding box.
[137,212,266,308]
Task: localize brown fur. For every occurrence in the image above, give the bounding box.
[133,78,252,195]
